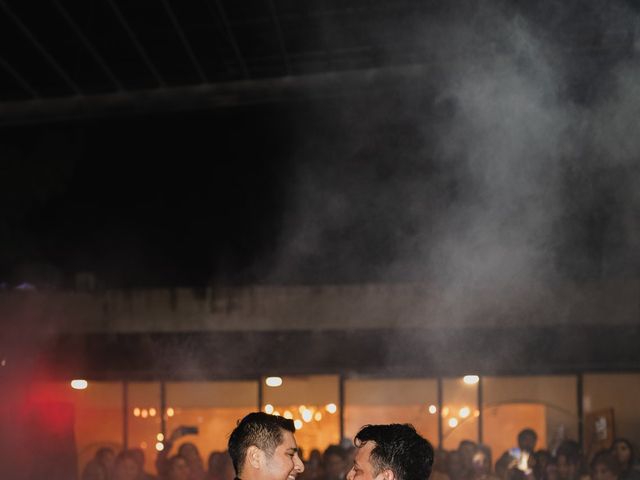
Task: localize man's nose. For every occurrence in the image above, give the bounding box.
[295,455,305,473]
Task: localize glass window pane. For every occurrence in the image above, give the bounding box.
[483,376,577,460]
[28,381,123,476]
[584,373,640,451]
[262,375,340,455]
[165,380,258,464]
[345,378,438,446]
[128,382,161,474]
[443,377,478,450]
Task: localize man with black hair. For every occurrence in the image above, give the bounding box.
[228,412,305,480]
[346,424,434,480]
[517,430,537,454]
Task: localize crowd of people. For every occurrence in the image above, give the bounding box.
[81,425,640,480]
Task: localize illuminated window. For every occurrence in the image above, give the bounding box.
[262,375,340,454]
[442,377,478,450]
[128,382,161,473]
[165,381,258,466]
[28,381,123,476]
[345,378,438,446]
[584,374,640,449]
[483,376,577,459]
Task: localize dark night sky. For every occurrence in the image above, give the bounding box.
[0,105,298,287]
[1,91,634,290]
[1,1,639,290]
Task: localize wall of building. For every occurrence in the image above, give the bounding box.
[1,280,638,334]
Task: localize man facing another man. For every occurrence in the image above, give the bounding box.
[228,413,433,480]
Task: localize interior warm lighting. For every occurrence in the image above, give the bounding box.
[463,375,480,385]
[298,405,307,414]
[314,412,323,421]
[273,411,281,416]
[325,403,337,414]
[442,406,450,417]
[294,419,303,430]
[149,408,157,417]
[71,379,88,390]
[141,442,147,449]
[133,408,141,417]
[449,418,459,428]
[428,405,437,414]
[167,408,175,417]
[459,407,471,418]
[156,442,164,451]
[264,404,274,414]
[265,377,283,387]
[474,409,480,417]
[283,410,293,419]
[302,409,313,423]
[141,409,149,418]
[157,433,164,441]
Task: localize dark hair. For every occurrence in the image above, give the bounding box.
[591,450,621,477]
[95,447,115,463]
[518,429,538,444]
[354,424,434,480]
[169,454,190,473]
[557,440,581,465]
[474,444,493,466]
[129,448,145,468]
[459,440,477,450]
[114,450,142,476]
[228,412,296,476]
[324,445,347,462]
[611,438,636,469]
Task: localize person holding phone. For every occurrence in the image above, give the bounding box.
[157,426,205,480]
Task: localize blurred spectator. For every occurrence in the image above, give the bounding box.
[556,441,582,480]
[450,450,471,480]
[533,451,552,480]
[323,445,348,480]
[611,439,640,480]
[460,441,479,478]
[500,429,539,478]
[83,447,116,480]
[591,451,620,480]
[82,460,109,480]
[431,449,451,480]
[206,451,234,480]
[302,449,325,480]
[519,431,538,455]
[495,452,515,480]
[130,447,156,480]
[157,427,204,480]
[167,455,191,480]
[546,458,558,480]
[114,451,143,480]
[472,445,499,480]
[178,443,205,480]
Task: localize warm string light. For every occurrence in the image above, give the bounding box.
[433,404,477,428]
[260,403,338,426]
[132,407,175,418]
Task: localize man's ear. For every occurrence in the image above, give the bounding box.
[247,446,265,469]
[379,469,396,480]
